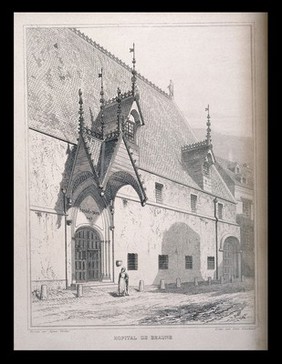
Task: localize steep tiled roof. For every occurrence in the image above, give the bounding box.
[26,27,234,201]
[210,165,236,201]
[82,132,103,168]
[99,138,119,180]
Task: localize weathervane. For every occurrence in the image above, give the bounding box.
[98,67,105,138]
[205,104,212,145]
[129,43,137,95]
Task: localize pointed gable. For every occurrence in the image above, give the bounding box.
[103,135,147,205]
[67,83,147,205]
[94,132,147,204]
[181,140,215,191]
[66,135,97,196]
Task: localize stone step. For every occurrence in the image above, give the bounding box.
[75,281,117,288]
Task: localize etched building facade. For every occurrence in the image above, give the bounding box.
[216,158,254,276]
[27,28,242,290]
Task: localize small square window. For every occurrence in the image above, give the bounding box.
[207,256,215,270]
[159,255,168,269]
[242,199,252,218]
[127,253,138,270]
[218,203,223,219]
[155,183,163,204]
[185,255,193,269]
[191,194,197,212]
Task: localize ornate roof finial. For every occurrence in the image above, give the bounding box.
[129,43,137,96]
[78,89,84,133]
[168,80,174,99]
[116,87,122,132]
[205,104,212,145]
[98,67,105,139]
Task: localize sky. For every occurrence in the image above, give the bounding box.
[78,23,253,137]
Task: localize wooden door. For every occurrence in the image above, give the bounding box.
[75,228,101,282]
[223,240,238,281]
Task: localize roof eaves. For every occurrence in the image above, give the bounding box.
[212,165,237,203]
[99,134,122,190]
[81,132,101,183]
[122,135,147,204]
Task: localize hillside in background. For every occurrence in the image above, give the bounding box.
[193,128,254,167]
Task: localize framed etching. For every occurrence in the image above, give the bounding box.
[14,12,267,350]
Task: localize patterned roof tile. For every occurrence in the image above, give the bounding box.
[26,27,235,201]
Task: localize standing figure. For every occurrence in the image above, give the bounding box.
[118,267,129,296]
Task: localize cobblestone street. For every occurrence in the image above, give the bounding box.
[31,279,255,327]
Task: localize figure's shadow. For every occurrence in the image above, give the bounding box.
[109,291,120,298]
[153,222,204,285]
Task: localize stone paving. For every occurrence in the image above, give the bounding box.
[31,279,255,327]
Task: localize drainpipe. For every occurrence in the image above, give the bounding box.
[213,197,219,280]
[61,188,68,289]
[110,199,115,283]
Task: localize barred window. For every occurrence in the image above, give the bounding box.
[218,203,223,219]
[127,253,138,270]
[155,183,163,204]
[242,199,252,218]
[159,255,168,270]
[207,256,215,270]
[191,194,197,212]
[185,255,193,269]
[123,120,135,142]
[203,161,210,177]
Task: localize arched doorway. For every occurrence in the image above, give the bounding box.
[74,227,102,282]
[223,237,240,281]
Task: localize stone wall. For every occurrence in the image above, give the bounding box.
[29,129,75,212]
[28,129,240,288]
[30,210,66,291]
[29,129,71,289]
[114,183,239,286]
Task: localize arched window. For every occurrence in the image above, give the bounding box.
[123,115,135,142]
[123,109,141,143]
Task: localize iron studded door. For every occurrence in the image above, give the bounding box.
[223,240,237,281]
[75,228,101,282]
[87,230,101,281]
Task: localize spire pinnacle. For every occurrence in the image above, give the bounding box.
[129,43,137,95]
[98,67,105,138]
[116,87,122,132]
[78,89,84,133]
[205,104,212,145]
